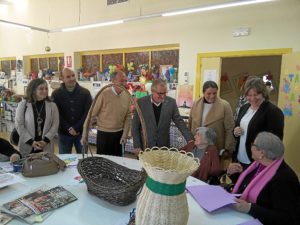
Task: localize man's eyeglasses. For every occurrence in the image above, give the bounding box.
[155,91,168,96]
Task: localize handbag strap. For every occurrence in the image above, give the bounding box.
[47,152,66,170]
[81,83,148,159]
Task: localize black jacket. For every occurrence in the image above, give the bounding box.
[233,101,284,162]
[51,83,92,135]
[0,138,21,158]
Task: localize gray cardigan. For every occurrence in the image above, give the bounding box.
[132,95,193,149]
[15,100,59,157]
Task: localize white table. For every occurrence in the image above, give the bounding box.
[0,154,252,225]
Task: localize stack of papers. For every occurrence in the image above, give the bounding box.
[0,173,24,189]
[186,185,237,212]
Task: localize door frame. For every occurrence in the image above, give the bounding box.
[195,48,292,99]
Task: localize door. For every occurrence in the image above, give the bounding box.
[195,56,221,99]
[278,52,300,177]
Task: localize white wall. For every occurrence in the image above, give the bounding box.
[1,0,300,85]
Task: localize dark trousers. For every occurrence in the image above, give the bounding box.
[96,130,123,156]
[58,134,83,154]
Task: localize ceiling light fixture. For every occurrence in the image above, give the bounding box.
[162,0,274,17]
[0,21,30,30]
[0,0,275,33]
[60,20,124,32]
[0,19,49,32]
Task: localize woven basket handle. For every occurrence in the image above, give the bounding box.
[81,83,148,159]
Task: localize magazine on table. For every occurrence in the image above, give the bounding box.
[0,211,13,225]
[1,186,77,224]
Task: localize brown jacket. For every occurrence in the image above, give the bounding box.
[188,97,235,154]
[192,145,221,182]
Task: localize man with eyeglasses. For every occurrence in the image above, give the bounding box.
[132,79,194,154]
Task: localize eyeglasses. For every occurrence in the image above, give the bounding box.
[251,143,259,149]
[155,91,168,96]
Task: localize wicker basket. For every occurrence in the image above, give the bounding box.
[77,156,146,206]
[136,147,199,225]
[78,83,147,206]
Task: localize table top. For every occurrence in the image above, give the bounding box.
[0,154,252,225]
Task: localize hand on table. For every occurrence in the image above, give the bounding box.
[234,198,251,213]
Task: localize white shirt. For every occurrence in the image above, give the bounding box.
[237,107,257,164]
[201,103,213,126]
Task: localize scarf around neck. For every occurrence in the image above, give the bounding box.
[232,157,283,203]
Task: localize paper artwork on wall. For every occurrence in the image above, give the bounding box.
[282,103,293,117]
[290,93,296,101]
[294,73,299,83]
[282,78,291,94]
[176,84,194,108]
[288,73,294,82]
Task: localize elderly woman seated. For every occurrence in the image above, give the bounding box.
[189,127,221,183]
[228,132,300,225]
[0,137,21,163]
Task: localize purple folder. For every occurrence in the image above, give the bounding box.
[186,185,236,212]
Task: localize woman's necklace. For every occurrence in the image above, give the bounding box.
[34,101,45,136]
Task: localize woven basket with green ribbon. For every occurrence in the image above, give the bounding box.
[136,147,199,225]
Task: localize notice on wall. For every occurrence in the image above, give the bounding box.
[66,56,72,68]
[203,70,217,83]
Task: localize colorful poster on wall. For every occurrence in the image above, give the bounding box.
[176,84,194,108]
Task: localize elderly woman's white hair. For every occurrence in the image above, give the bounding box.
[195,127,216,145]
[255,132,284,160]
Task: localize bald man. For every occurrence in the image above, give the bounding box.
[52,68,92,154]
[82,70,131,156]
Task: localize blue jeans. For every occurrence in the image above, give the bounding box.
[58,134,83,154]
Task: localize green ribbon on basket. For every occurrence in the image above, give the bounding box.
[145,176,186,196]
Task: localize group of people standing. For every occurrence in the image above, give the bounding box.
[1,69,299,225]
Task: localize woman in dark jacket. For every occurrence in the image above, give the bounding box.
[233,77,284,171]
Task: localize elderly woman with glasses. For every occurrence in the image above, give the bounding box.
[228,132,300,225]
[190,127,221,183]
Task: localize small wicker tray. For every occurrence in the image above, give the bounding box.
[77,156,146,206]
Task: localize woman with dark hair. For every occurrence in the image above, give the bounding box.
[230,132,300,225]
[232,77,284,171]
[15,78,59,157]
[188,81,235,166]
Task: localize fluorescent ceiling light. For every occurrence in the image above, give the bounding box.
[0,0,275,33]
[61,20,124,32]
[0,21,31,30]
[162,0,274,17]
[0,19,49,32]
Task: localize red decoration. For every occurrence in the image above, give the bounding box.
[221,72,229,82]
[266,73,273,81]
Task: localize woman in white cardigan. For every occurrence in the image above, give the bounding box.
[15,78,59,157]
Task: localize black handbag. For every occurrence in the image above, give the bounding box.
[10,128,19,145]
[10,102,27,146]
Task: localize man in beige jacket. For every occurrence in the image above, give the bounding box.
[82,70,131,156]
